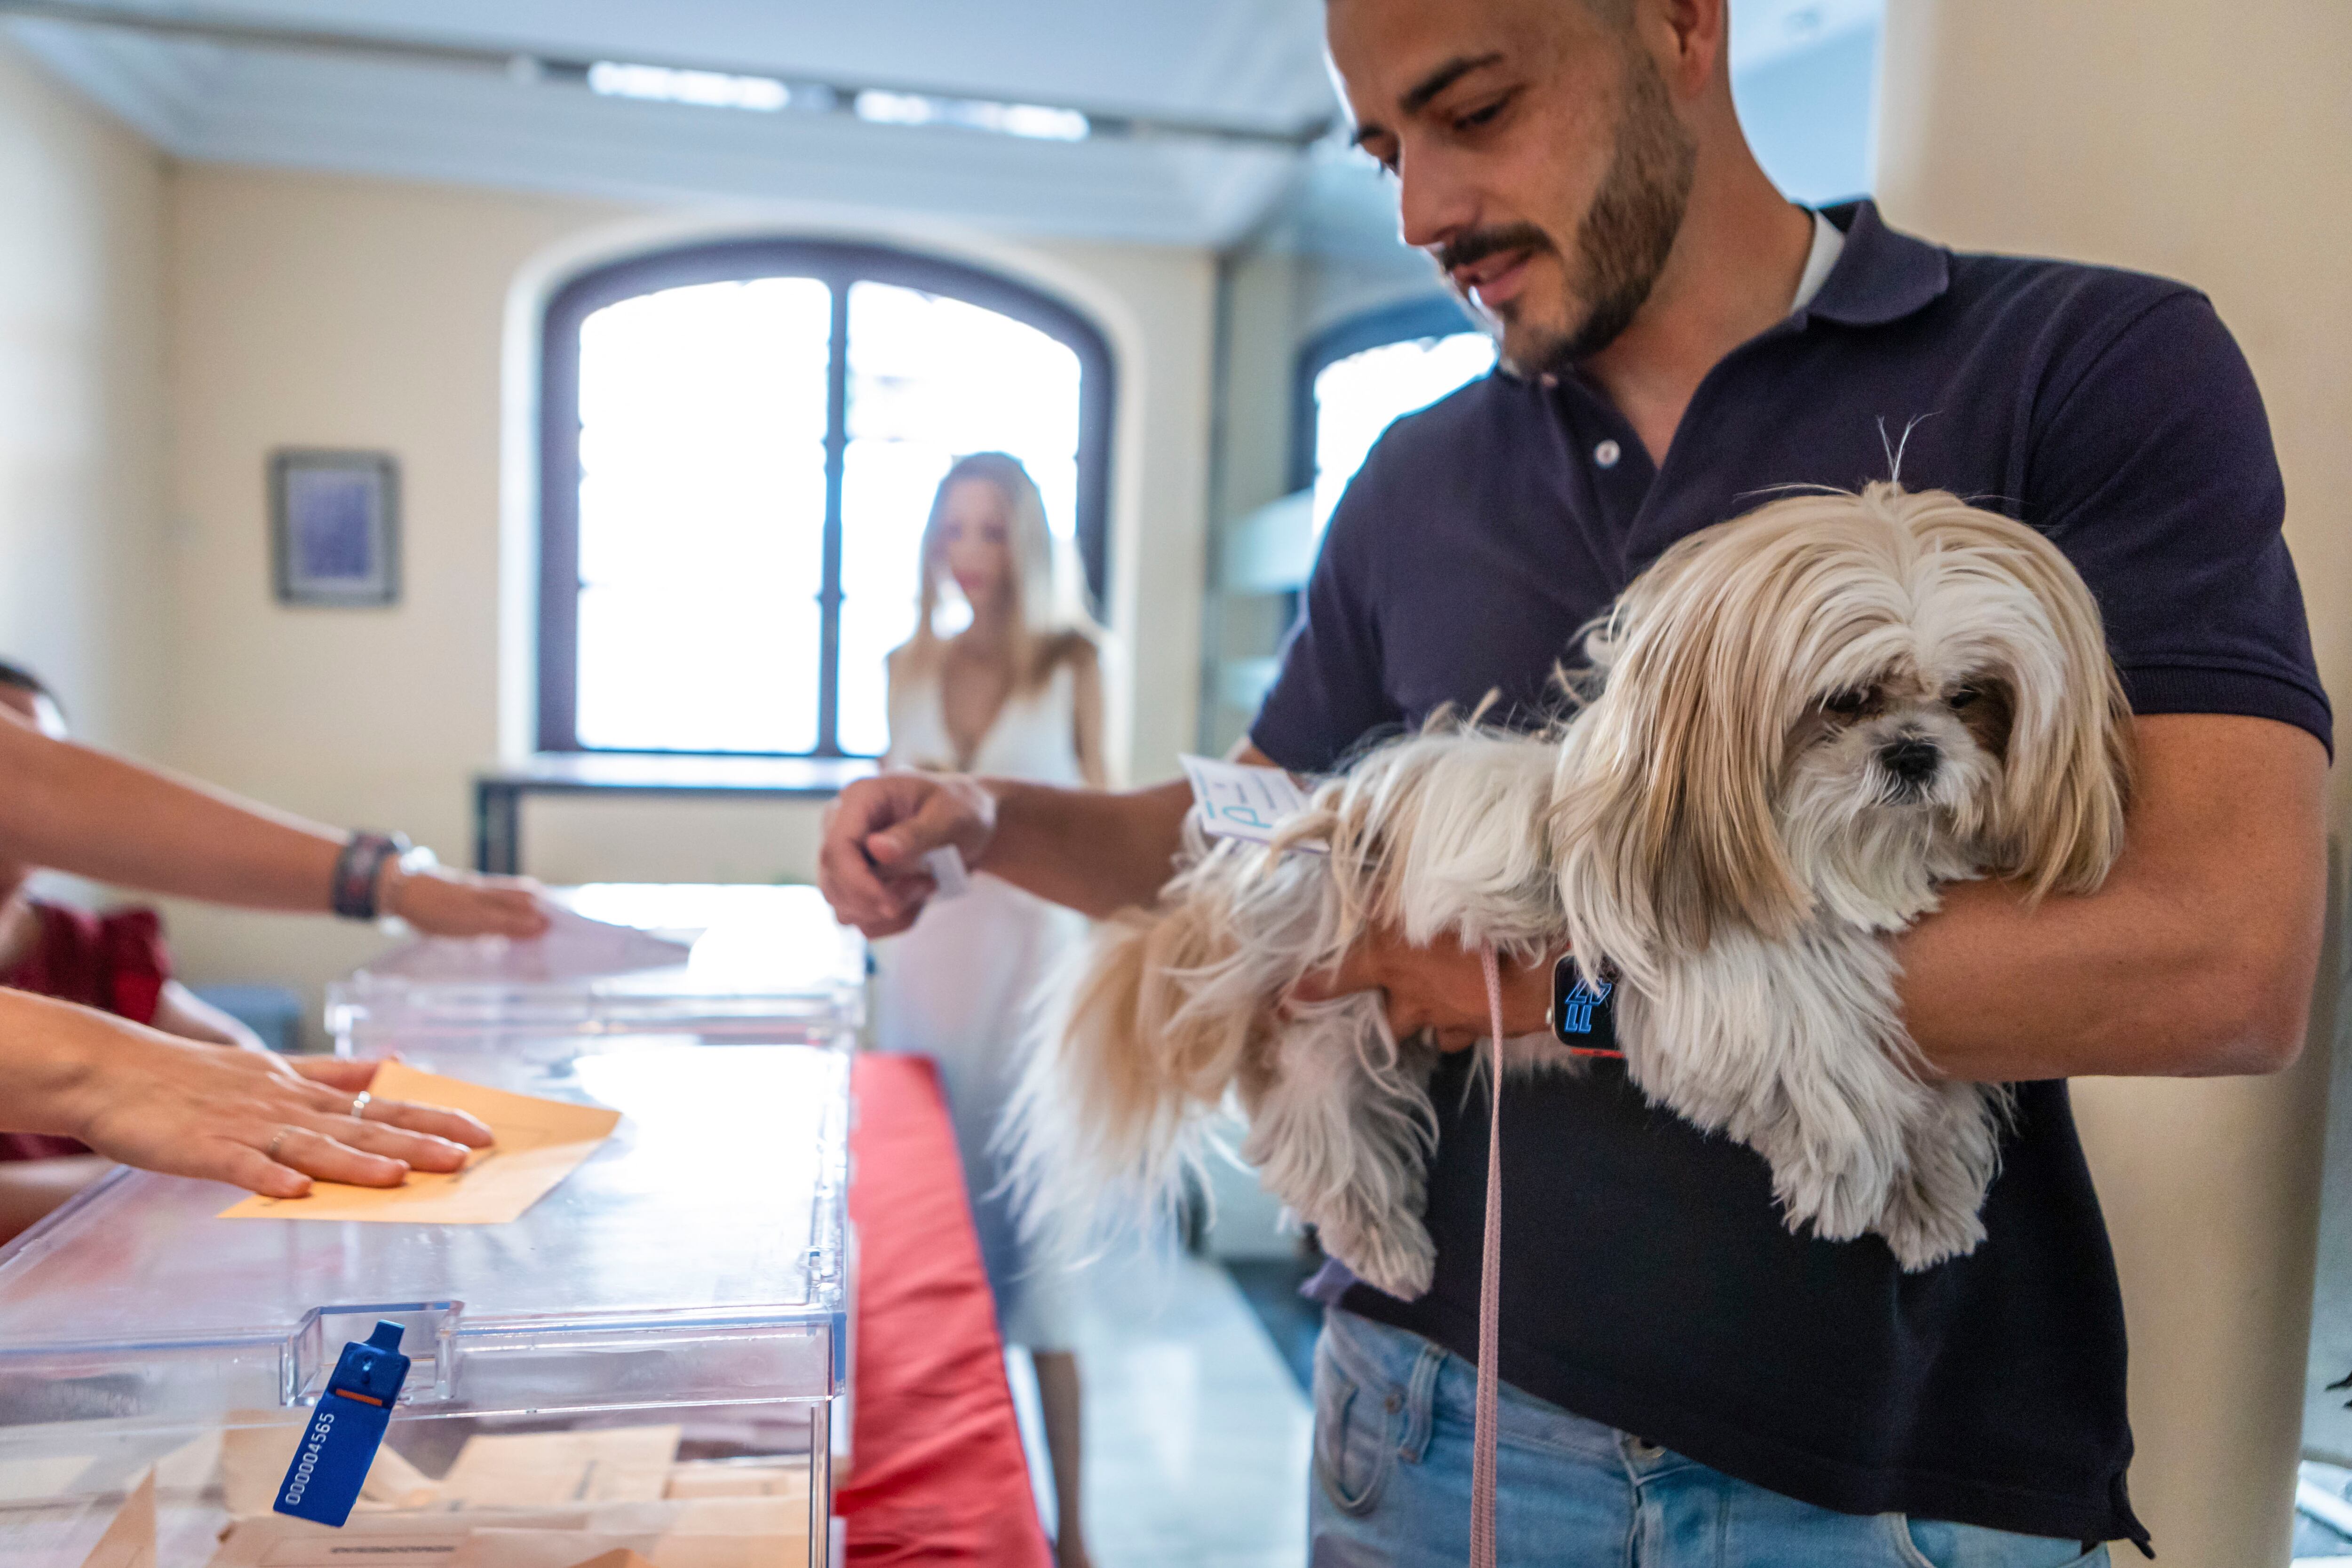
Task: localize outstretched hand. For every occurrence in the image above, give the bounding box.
[381,862,550,939]
[10,994,496,1198]
[1290,925,1556,1050]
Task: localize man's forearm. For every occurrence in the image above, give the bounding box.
[974,777,1193,918]
[1899,869,2320,1081]
[1899,715,2328,1082]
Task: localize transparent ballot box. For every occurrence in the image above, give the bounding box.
[0,1035,850,1568]
[330,883,866,1050]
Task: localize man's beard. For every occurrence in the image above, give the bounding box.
[1446,51,1697,375]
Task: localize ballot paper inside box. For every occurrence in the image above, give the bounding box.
[329,883,867,1052]
[0,1035,851,1568]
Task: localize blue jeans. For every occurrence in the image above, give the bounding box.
[1309,1308,2110,1568]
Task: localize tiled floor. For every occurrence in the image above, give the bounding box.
[1010,1244,1313,1568]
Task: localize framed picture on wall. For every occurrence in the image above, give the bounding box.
[270,449,400,606]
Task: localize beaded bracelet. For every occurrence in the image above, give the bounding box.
[330,831,410,920]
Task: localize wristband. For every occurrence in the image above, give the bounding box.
[331,832,410,920]
[1549,954,1624,1059]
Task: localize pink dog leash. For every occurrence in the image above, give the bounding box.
[1472,948,1508,1568]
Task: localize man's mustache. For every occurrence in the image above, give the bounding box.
[1434,223,1556,276]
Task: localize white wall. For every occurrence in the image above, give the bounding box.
[0,40,169,755]
[151,165,1216,1011]
[1876,5,2352,1563]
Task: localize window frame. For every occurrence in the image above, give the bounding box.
[1287,294,1480,495]
[538,239,1116,758]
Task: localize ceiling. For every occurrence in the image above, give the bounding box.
[5,0,1881,249]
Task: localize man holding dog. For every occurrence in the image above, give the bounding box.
[820,0,2328,1560]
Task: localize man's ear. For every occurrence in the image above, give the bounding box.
[1645,0,1732,96]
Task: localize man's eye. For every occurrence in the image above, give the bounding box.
[1454,94,1513,132]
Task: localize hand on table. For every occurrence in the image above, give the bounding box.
[818,770,997,937]
[380,861,550,939]
[42,1000,494,1197]
[1289,925,1558,1050]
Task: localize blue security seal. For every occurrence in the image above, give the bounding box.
[273,1320,411,1527]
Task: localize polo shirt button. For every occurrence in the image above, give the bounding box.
[1594,439,1621,469]
[1628,1436,1665,1461]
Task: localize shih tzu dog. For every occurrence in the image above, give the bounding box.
[1006,484,2134,1292]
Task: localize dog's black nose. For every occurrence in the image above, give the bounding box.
[1879,736,1941,785]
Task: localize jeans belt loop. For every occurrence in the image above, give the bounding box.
[1397,1339,1445,1465]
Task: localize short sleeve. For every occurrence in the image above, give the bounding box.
[2028,290,2332,753]
[1248,481,1404,773]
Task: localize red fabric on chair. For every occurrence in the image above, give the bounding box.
[0,904,173,1162]
[841,1052,1054,1567]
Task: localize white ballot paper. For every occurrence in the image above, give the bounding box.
[921,845,970,900]
[364,905,691,984]
[1178,754,1322,851]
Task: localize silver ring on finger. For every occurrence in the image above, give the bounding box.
[348,1090,373,1121]
[265,1127,293,1162]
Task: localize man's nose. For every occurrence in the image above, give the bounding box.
[1395,148,1477,255]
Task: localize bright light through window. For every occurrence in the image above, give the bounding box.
[1311,333,1498,532]
[576,278,831,753]
[563,264,1091,757]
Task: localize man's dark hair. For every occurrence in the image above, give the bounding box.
[0,660,56,705]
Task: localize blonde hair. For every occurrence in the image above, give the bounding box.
[902,452,1100,687]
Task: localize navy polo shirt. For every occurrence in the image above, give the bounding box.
[1253,200,2330,1548]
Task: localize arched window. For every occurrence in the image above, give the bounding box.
[1293,297,1495,535]
[538,240,1114,757]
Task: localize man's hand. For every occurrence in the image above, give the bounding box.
[1291,926,1556,1050]
[380,863,550,939]
[818,771,999,938]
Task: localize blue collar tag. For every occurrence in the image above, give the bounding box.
[273,1320,411,1527]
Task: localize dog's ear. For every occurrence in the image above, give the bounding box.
[1001,892,1243,1244]
[1979,532,2137,900]
[1553,558,1810,959]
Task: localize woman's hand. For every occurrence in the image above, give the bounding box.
[1289,925,1556,1050]
[379,862,550,939]
[0,992,494,1197]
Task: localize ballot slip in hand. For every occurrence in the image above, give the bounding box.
[1178,754,1324,852]
[921,844,970,899]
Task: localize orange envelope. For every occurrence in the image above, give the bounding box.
[217,1061,620,1225]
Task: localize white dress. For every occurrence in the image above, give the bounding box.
[872,653,1087,1352]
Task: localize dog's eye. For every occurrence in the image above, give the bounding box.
[1948,685,1980,711]
[1820,688,1873,718]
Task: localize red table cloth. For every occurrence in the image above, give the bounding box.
[839,1053,1054,1566]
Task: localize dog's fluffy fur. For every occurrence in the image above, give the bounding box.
[1005,485,2135,1292]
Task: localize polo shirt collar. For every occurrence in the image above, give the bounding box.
[1803,199,1950,327]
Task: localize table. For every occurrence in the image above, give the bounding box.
[842,1053,1053,1567]
[473,753,875,874]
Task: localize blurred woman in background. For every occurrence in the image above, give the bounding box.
[873,452,1104,1568]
